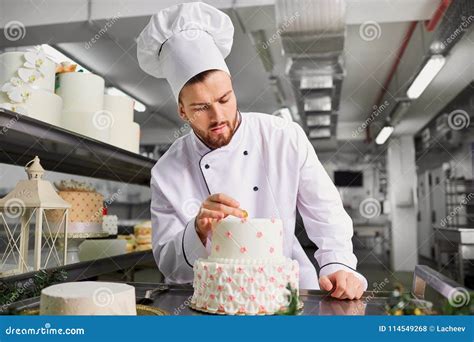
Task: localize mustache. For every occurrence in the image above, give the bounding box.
[209,121,230,129]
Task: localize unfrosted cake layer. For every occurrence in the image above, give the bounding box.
[191,258,299,315]
[40,281,137,315]
[211,218,283,260]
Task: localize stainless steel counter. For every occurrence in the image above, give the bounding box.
[131,283,391,316]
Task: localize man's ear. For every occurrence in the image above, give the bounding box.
[178,102,187,121]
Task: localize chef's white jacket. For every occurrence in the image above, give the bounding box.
[150,112,368,290]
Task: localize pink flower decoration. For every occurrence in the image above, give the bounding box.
[249,294,256,301]
[236,267,244,273]
[259,305,266,312]
[238,286,245,292]
[256,231,263,238]
[269,246,275,254]
[218,304,225,311]
[217,285,224,292]
[259,286,266,292]
[209,274,214,280]
[215,245,220,252]
[225,231,232,238]
[269,276,276,283]
[227,295,234,302]
[278,284,284,289]
[209,293,216,300]
[277,266,283,273]
[217,266,223,273]
[226,276,233,283]
[248,277,255,283]
[240,246,247,254]
[239,306,246,313]
[257,266,264,273]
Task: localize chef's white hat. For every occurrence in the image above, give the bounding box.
[137,2,234,101]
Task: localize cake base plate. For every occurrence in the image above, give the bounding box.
[19,304,168,316]
[189,300,304,316]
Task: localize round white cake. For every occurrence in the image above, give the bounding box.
[191,218,299,315]
[40,281,137,315]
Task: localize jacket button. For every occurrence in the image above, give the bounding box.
[253,186,258,191]
[243,150,248,155]
[204,164,210,169]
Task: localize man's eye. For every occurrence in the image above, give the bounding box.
[195,106,208,112]
[220,98,229,104]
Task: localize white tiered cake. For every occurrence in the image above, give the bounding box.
[191,218,300,315]
[0,49,62,125]
[40,281,137,315]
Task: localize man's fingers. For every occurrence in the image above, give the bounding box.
[355,284,364,299]
[208,193,240,208]
[319,275,333,291]
[203,201,245,218]
[331,272,347,298]
[198,208,224,220]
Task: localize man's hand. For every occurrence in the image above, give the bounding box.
[195,193,245,245]
[319,270,364,300]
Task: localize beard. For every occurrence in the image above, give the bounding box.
[193,112,239,149]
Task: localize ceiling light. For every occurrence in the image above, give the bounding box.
[375,126,394,145]
[407,55,446,99]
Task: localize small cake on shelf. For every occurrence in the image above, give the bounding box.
[102,215,118,235]
[191,218,300,315]
[47,180,104,234]
[40,281,137,315]
[134,220,152,251]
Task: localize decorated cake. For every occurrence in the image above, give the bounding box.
[0,48,62,125]
[102,214,118,235]
[47,180,104,234]
[190,218,300,315]
[40,281,137,315]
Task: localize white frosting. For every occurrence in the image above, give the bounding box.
[0,90,62,126]
[0,52,56,92]
[0,51,62,126]
[40,281,136,315]
[211,218,283,260]
[192,218,300,315]
[56,73,104,113]
[191,258,299,315]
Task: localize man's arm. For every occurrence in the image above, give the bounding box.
[292,123,368,297]
[150,172,208,284]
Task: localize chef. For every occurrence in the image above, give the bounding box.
[137,2,368,299]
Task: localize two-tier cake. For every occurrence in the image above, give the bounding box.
[190,218,300,315]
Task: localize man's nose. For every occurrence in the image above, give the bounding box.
[208,103,225,122]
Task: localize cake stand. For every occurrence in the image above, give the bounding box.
[44,231,109,266]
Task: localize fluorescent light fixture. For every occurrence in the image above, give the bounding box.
[307,114,331,126]
[106,87,147,112]
[300,75,333,90]
[407,55,445,99]
[41,44,90,73]
[375,126,394,145]
[304,95,332,112]
[309,128,331,139]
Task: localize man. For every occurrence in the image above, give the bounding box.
[137,2,367,299]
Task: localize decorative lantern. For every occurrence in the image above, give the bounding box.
[0,156,70,275]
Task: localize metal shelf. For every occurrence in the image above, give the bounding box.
[0,108,156,185]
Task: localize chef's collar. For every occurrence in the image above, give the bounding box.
[190,110,244,157]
